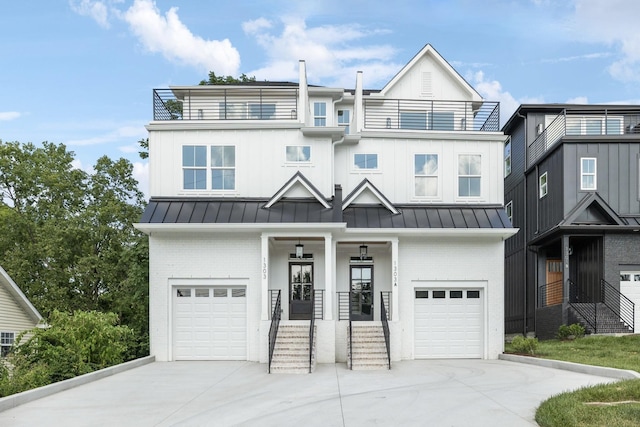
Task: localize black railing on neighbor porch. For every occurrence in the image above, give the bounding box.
[380,292,391,370]
[309,290,315,373]
[268,290,281,374]
[537,280,563,308]
[568,279,597,332]
[601,279,635,332]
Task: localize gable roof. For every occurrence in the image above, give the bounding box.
[0,265,43,324]
[560,193,625,226]
[378,44,482,101]
[264,172,331,209]
[342,179,399,215]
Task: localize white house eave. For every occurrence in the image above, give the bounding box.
[345,227,519,239]
[134,223,347,234]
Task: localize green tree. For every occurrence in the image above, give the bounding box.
[199,72,256,85]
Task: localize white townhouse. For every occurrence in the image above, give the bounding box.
[136,44,517,371]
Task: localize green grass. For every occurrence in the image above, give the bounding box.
[505,335,640,427]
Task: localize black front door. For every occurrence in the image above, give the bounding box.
[290,262,313,320]
[350,265,373,321]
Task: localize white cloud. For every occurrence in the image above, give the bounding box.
[69,0,111,28]
[0,112,21,121]
[471,71,521,126]
[242,17,399,87]
[132,161,149,199]
[66,124,146,146]
[566,96,589,104]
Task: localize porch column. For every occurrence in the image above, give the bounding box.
[561,235,570,325]
[391,237,399,322]
[324,233,334,320]
[261,233,270,321]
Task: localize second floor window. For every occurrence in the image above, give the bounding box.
[286,146,311,162]
[314,102,326,126]
[182,145,207,189]
[539,172,548,198]
[458,154,481,197]
[338,109,350,133]
[505,201,513,224]
[354,153,378,170]
[581,157,597,190]
[211,146,236,190]
[415,154,438,197]
[504,139,512,176]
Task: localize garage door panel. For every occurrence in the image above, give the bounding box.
[414,288,483,359]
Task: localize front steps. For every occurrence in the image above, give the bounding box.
[349,322,390,370]
[270,324,316,374]
[569,303,634,334]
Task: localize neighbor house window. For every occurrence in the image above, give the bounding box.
[606,118,623,135]
[539,172,548,198]
[504,139,512,176]
[183,145,207,189]
[505,201,513,223]
[400,111,427,130]
[286,146,311,162]
[211,146,235,190]
[338,109,350,134]
[458,154,481,197]
[1,332,14,357]
[314,102,326,126]
[415,154,438,197]
[581,157,597,190]
[354,153,378,170]
[585,119,602,135]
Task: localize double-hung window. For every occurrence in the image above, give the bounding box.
[581,157,597,190]
[211,146,236,190]
[182,145,207,189]
[314,102,326,126]
[1,332,14,357]
[458,154,481,197]
[354,153,378,170]
[415,154,438,197]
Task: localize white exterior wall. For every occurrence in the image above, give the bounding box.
[148,128,334,198]
[397,236,505,360]
[335,137,505,204]
[149,232,262,361]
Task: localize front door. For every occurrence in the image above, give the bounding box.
[350,265,373,321]
[289,262,313,320]
[546,259,563,306]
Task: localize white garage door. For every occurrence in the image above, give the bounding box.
[414,289,483,358]
[620,272,640,331]
[173,287,247,360]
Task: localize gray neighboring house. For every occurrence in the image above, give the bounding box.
[503,104,640,339]
[0,266,43,357]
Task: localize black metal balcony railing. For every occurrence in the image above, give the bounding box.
[153,88,299,121]
[528,110,640,167]
[364,99,500,132]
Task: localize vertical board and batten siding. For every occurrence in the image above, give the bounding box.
[0,284,38,333]
[562,142,640,217]
[526,149,565,240]
[397,236,505,360]
[148,128,334,199]
[148,233,261,362]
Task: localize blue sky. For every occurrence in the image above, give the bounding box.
[2,0,640,196]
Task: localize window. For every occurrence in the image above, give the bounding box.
[504,139,512,176]
[400,111,427,130]
[415,290,429,298]
[432,291,446,298]
[539,172,548,198]
[586,119,602,135]
[218,102,246,119]
[450,290,463,298]
[415,154,438,197]
[1,332,14,357]
[286,146,311,162]
[248,103,276,119]
[458,154,481,197]
[177,288,191,297]
[430,111,455,130]
[195,289,209,297]
[211,146,235,190]
[354,153,378,170]
[580,157,597,190]
[606,118,622,135]
[314,102,326,126]
[338,109,350,134]
[467,290,480,298]
[182,145,207,189]
[505,201,513,223]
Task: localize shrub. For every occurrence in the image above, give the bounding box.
[557,323,585,340]
[511,335,539,355]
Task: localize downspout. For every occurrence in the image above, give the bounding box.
[516,110,529,336]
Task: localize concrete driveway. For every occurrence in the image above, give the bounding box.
[0,359,617,426]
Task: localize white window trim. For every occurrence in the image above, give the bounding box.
[285,145,312,163]
[181,145,237,193]
[539,172,548,198]
[504,138,512,177]
[338,109,351,134]
[505,201,513,223]
[580,157,597,191]
[0,331,15,357]
[352,153,379,172]
[313,102,326,127]
[414,153,440,199]
[211,145,236,191]
[457,154,482,198]
[182,145,207,191]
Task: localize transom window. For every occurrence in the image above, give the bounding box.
[182,145,235,190]
[338,109,350,134]
[458,154,481,197]
[1,332,15,357]
[354,153,378,170]
[504,139,512,176]
[314,102,326,126]
[580,157,597,190]
[415,154,438,197]
[286,146,311,162]
[539,172,548,198]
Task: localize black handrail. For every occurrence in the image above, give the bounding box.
[348,318,353,370]
[381,291,391,320]
[601,279,635,332]
[268,290,281,374]
[309,290,315,373]
[380,291,391,370]
[568,279,597,333]
[537,280,563,308]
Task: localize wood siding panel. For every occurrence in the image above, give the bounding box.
[0,285,38,333]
